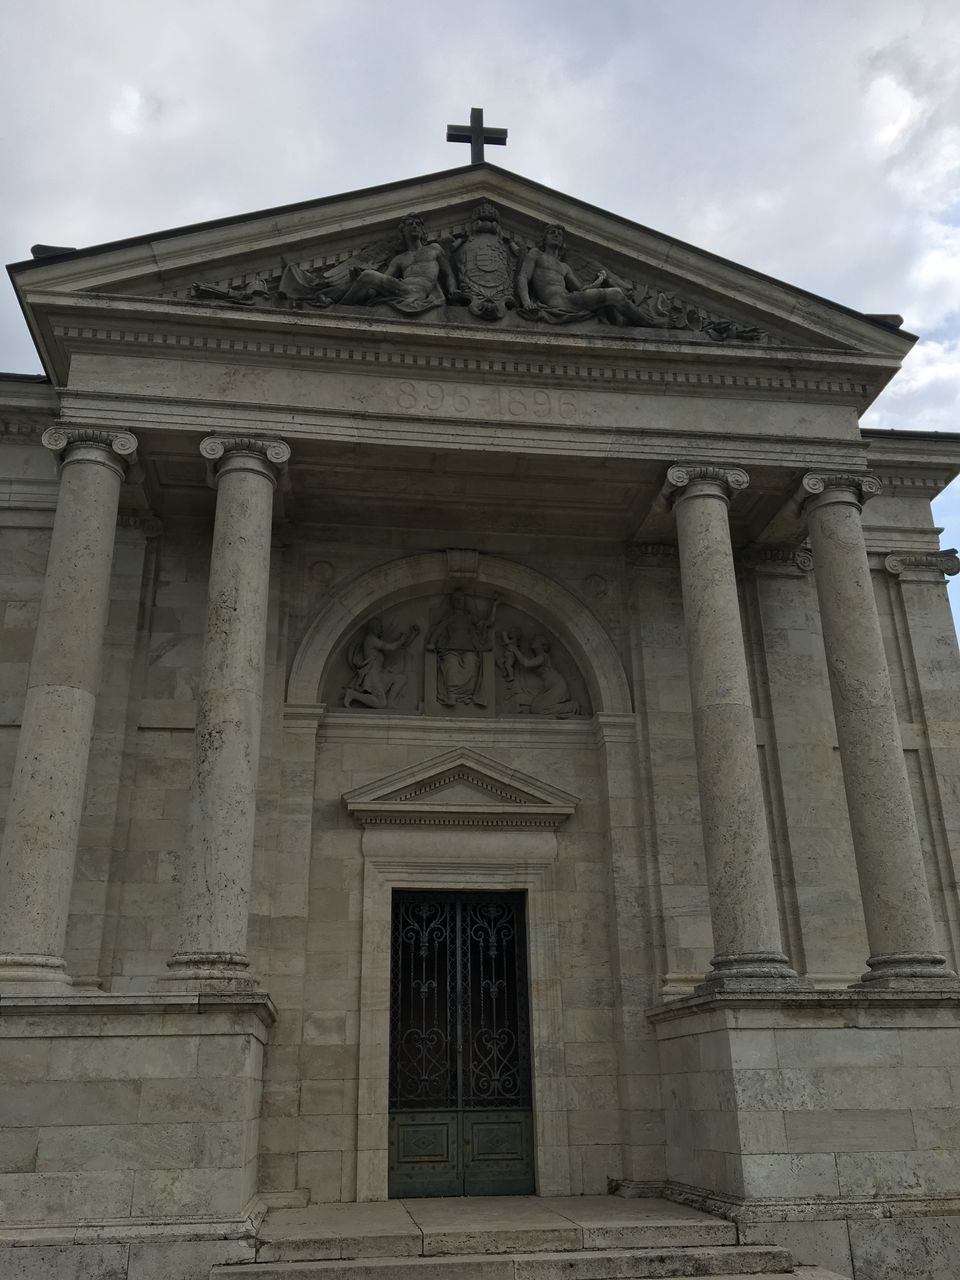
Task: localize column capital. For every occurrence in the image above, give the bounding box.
[200,435,291,489]
[41,427,138,479]
[736,544,814,575]
[801,472,882,511]
[666,463,750,505]
[884,548,960,578]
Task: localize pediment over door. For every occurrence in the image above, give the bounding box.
[342,748,579,831]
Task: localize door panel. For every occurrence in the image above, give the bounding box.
[390,1111,460,1198]
[462,1109,535,1197]
[388,891,534,1198]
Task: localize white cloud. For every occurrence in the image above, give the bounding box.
[865,72,924,149]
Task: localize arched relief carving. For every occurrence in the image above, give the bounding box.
[287,552,632,715]
[323,590,591,718]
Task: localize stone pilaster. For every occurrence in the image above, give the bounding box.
[667,464,800,989]
[165,436,290,991]
[0,427,137,990]
[803,473,958,986]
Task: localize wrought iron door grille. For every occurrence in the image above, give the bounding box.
[389,891,533,1112]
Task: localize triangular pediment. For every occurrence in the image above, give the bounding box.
[342,747,579,829]
[9,163,914,384]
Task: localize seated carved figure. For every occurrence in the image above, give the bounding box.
[338,214,465,313]
[517,224,654,326]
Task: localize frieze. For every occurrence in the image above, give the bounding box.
[0,419,47,438]
[325,589,591,720]
[189,203,770,345]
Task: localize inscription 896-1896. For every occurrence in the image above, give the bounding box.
[394,379,577,421]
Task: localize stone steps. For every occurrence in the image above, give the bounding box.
[212,1198,850,1280]
[212,1245,801,1279]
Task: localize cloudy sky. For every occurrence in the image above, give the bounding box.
[1,0,959,580]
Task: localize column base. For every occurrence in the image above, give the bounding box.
[697,951,809,994]
[159,951,260,993]
[0,953,73,993]
[854,951,960,990]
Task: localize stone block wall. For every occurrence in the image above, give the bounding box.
[252,719,631,1202]
[0,994,272,1227]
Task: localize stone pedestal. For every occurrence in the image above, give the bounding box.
[0,428,137,991]
[668,464,799,989]
[803,473,958,987]
[165,436,290,991]
[0,991,274,1275]
[650,988,960,1280]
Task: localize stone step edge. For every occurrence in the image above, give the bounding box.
[213,1242,795,1276]
[258,1224,738,1262]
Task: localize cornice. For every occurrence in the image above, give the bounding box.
[34,291,899,409]
[49,327,881,411]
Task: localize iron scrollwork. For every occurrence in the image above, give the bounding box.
[389,892,532,1112]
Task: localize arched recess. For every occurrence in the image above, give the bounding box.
[287,551,632,714]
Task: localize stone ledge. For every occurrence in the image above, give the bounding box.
[657,1179,960,1224]
[646,986,960,1023]
[0,990,278,1029]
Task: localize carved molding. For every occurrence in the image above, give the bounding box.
[343,748,579,831]
[884,549,960,578]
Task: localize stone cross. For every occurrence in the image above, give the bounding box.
[446,107,507,164]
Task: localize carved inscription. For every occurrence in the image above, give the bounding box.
[394,380,578,421]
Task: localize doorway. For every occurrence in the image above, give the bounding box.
[388,890,535,1197]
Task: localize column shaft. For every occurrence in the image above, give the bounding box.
[804,474,955,985]
[0,428,136,989]
[166,436,289,989]
[669,464,798,989]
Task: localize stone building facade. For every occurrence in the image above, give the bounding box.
[2,163,960,1278]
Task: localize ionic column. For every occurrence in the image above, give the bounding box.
[0,427,137,990]
[668,464,799,989]
[165,436,290,990]
[803,473,957,986]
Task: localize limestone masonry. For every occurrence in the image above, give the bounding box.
[1,162,959,1279]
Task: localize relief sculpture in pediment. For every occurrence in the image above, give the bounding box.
[191,203,766,342]
[450,202,519,321]
[343,617,420,709]
[497,630,580,718]
[324,591,590,719]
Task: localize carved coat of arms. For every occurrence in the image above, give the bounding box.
[452,203,519,321]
